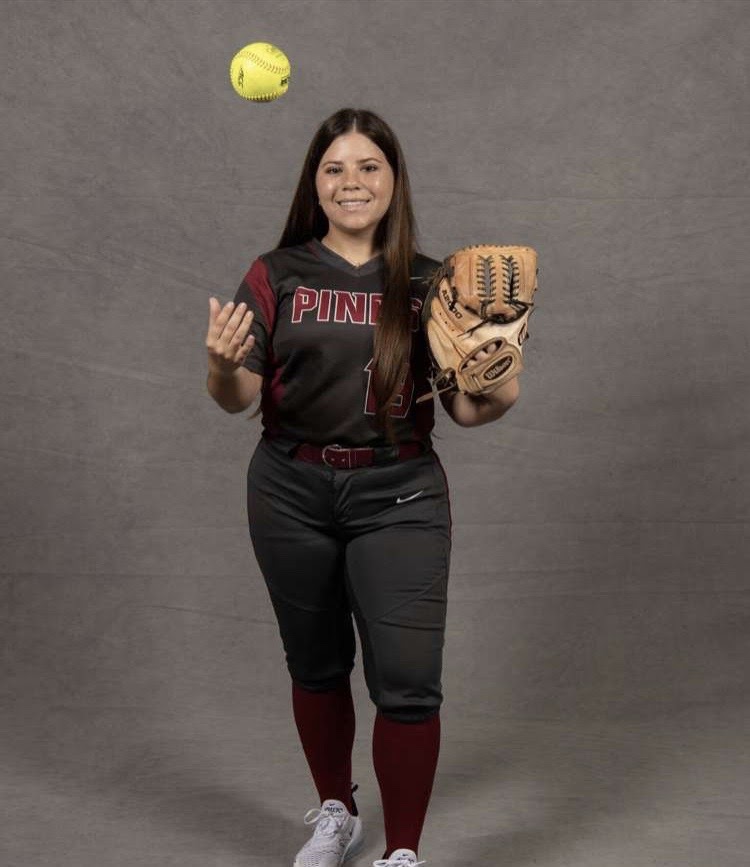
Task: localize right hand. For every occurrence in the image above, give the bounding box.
[206,297,255,377]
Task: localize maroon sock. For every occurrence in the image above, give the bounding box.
[291,677,356,812]
[373,709,440,859]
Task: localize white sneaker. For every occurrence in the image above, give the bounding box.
[372,848,426,867]
[293,796,365,867]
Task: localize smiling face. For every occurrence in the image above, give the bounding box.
[315,131,395,249]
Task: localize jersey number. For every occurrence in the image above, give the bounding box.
[364,357,414,419]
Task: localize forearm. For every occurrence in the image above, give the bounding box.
[206,367,258,413]
[444,375,520,427]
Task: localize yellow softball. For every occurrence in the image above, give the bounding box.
[229,42,291,102]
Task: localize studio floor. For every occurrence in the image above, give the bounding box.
[2,699,747,867]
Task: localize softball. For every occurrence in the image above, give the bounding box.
[229,42,291,102]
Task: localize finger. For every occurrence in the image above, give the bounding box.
[208,296,219,324]
[230,310,255,357]
[237,308,255,337]
[233,331,256,363]
[207,298,238,338]
[211,300,247,343]
[221,302,251,343]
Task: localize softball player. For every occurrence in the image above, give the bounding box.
[206,108,513,867]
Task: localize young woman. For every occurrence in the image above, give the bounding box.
[206,107,519,867]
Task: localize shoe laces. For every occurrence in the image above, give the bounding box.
[372,854,426,867]
[303,806,348,842]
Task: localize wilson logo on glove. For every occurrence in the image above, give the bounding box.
[484,357,515,381]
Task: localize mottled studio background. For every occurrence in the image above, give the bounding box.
[2,1,749,865]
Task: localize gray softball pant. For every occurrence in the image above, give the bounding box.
[245,434,453,723]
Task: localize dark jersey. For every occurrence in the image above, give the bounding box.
[231,237,441,448]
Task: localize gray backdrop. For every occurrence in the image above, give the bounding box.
[2,1,748,865]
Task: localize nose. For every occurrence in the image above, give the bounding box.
[340,166,362,187]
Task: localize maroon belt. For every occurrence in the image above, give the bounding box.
[292,441,425,469]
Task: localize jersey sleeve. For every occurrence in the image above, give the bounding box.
[231,256,277,377]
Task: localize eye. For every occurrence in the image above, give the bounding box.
[324,164,379,174]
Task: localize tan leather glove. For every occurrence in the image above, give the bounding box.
[416,244,539,403]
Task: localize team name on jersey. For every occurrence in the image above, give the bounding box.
[291,286,424,332]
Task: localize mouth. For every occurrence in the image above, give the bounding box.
[337,199,371,210]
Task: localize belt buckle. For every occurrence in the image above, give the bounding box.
[321,443,349,468]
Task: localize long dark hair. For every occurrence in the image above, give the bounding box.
[247,107,421,446]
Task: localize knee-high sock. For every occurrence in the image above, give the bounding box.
[373,709,440,859]
[291,677,356,812]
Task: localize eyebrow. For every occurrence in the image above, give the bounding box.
[321,157,383,166]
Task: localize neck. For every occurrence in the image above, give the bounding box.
[321,232,380,266]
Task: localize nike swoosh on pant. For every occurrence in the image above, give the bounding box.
[396,490,424,504]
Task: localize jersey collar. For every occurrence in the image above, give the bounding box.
[308,237,384,277]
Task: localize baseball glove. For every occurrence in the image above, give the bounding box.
[415,244,539,403]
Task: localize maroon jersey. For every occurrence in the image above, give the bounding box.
[232,237,441,448]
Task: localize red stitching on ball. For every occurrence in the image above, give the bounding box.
[245,49,288,76]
